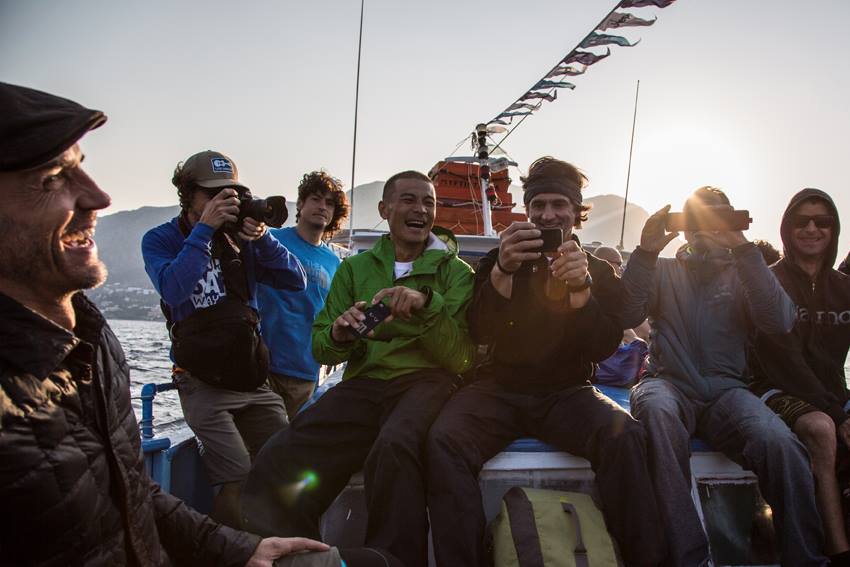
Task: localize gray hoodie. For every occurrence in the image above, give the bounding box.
[622,241,795,402]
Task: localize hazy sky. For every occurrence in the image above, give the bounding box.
[2,0,848,258]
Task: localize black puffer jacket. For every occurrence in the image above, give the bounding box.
[0,292,260,566]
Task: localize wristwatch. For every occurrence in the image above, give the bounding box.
[566,273,593,293]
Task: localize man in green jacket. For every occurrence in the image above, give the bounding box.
[243,170,475,567]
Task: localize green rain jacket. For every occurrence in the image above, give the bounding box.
[312,231,475,381]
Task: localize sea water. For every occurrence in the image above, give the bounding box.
[110,318,850,432]
[109,319,184,430]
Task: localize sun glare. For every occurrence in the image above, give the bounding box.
[630,123,759,215]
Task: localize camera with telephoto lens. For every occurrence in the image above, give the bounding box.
[222,189,289,234]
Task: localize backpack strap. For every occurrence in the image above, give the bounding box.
[561,502,589,567]
[503,487,545,567]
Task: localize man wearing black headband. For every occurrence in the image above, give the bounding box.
[0,82,331,566]
[750,189,850,566]
[426,156,666,566]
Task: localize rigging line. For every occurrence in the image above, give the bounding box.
[619,79,640,251]
[489,102,541,155]
[447,134,472,158]
[489,0,626,155]
[348,0,365,249]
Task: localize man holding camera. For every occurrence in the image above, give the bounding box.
[242,171,476,567]
[257,170,349,419]
[142,150,307,528]
[0,82,330,566]
[749,189,850,566]
[426,157,666,567]
[623,187,826,566]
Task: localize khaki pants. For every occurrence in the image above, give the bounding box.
[268,372,316,419]
[174,371,287,485]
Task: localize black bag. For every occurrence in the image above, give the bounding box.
[165,216,269,391]
[170,297,269,392]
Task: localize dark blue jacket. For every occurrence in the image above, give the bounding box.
[142,216,306,324]
[622,242,795,402]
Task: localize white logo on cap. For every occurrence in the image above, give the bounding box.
[211,158,233,174]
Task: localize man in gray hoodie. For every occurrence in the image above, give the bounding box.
[622,186,826,566]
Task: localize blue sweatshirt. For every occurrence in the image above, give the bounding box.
[256,227,341,382]
[142,217,306,324]
[621,242,795,402]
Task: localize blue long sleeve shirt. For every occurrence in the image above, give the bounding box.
[141,217,306,324]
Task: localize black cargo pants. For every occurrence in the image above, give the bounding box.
[243,369,459,567]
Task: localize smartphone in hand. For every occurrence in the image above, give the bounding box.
[531,228,564,253]
[352,302,392,338]
[666,209,751,232]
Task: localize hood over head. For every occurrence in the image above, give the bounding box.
[780,188,840,270]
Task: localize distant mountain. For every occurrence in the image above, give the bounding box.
[581,193,684,255]
[88,184,675,320]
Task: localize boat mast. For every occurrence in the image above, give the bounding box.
[348,0,365,250]
[475,124,496,237]
[618,79,640,251]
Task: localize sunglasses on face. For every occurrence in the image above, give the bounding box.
[790,214,835,229]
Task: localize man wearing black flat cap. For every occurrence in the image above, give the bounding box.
[426,156,666,566]
[0,82,329,566]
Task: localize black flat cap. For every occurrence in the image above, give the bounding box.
[0,82,106,172]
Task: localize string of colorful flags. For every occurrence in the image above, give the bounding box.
[488,0,676,128]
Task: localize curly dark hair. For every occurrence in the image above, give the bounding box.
[296,170,349,238]
[172,160,198,210]
[521,156,592,228]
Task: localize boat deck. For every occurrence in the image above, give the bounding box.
[142,383,777,566]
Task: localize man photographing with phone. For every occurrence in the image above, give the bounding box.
[623,186,826,566]
[426,156,666,566]
[243,170,475,567]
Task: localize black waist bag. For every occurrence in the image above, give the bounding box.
[171,298,269,392]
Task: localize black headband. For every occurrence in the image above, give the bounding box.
[523,180,582,206]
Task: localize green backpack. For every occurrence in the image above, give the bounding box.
[491,487,619,567]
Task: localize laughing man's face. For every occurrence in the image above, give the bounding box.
[0,144,112,298]
[379,178,436,248]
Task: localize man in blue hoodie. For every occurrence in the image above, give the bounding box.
[142,151,307,528]
[622,186,826,566]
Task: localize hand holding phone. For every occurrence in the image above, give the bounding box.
[497,222,545,274]
[351,302,392,338]
[640,205,680,253]
[331,301,378,342]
